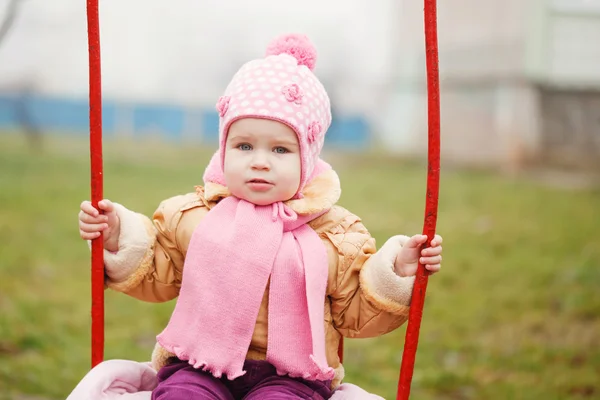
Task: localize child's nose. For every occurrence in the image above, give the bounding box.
[250,152,270,170]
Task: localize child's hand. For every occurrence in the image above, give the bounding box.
[79,199,121,252]
[394,234,443,277]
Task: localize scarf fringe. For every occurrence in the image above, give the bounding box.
[160,337,333,382]
[273,355,336,381]
[157,340,247,381]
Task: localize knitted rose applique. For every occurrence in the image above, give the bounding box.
[216,96,230,117]
[307,121,322,143]
[281,83,304,105]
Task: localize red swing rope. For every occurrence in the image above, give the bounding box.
[86,1,441,396]
[397,0,441,398]
[86,0,104,369]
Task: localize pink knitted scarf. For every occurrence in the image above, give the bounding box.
[156,195,335,382]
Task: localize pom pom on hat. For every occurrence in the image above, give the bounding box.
[265,33,317,71]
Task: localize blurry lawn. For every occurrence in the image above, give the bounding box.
[0,133,599,400]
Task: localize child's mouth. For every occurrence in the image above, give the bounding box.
[247,179,273,191]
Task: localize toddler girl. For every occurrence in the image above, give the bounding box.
[78,33,443,400]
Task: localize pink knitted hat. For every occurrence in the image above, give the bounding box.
[203,33,332,196]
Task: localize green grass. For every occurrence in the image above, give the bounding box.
[1,133,599,400]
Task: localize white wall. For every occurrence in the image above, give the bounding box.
[380,0,537,161]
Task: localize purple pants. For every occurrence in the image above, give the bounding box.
[151,358,333,400]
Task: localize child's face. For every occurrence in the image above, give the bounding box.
[223,118,301,206]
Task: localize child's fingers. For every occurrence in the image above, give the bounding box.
[80,199,115,217]
[406,234,428,248]
[80,200,99,217]
[79,220,108,233]
[425,263,441,273]
[79,210,108,224]
[430,234,443,247]
[80,230,102,240]
[421,245,442,256]
[420,255,442,265]
[98,199,115,213]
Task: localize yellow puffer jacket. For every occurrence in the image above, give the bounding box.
[103,168,415,389]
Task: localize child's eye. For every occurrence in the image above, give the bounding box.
[238,143,252,151]
[273,147,289,154]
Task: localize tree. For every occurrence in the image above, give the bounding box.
[0,0,21,46]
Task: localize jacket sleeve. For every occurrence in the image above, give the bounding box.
[323,209,415,339]
[102,193,208,303]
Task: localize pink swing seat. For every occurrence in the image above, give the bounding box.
[66,359,384,400]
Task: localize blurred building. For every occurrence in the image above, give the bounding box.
[382,0,600,170]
